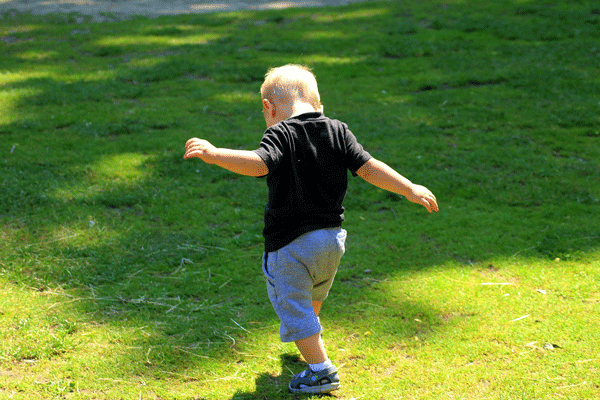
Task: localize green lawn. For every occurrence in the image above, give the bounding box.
[1,1,599,398]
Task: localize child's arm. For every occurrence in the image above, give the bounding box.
[184,138,269,177]
[356,158,439,213]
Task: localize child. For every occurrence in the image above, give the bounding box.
[184,64,439,394]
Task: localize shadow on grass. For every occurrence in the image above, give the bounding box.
[231,353,338,400]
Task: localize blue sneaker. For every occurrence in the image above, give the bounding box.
[288,365,341,394]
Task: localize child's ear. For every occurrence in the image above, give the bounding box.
[263,99,276,116]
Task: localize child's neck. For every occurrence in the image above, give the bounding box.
[277,101,319,122]
[289,102,319,118]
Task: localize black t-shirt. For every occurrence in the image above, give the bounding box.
[253,112,372,252]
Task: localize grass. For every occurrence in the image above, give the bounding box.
[1,0,599,398]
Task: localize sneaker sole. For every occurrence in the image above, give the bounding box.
[289,382,341,394]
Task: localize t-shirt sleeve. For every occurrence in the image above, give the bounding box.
[253,127,285,176]
[343,124,372,176]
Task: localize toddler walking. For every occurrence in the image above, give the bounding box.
[184,64,439,393]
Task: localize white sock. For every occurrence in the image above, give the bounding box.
[309,359,333,372]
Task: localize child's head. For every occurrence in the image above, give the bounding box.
[261,64,323,113]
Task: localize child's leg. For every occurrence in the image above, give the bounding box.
[312,300,323,316]
[293,300,326,364]
[263,229,345,364]
[295,332,328,364]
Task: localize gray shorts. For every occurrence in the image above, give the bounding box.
[262,228,347,343]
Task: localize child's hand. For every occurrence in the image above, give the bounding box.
[406,184,439,213]
[184,138,217,163]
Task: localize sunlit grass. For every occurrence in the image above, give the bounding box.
[12,49,59,60]
[0,89,41,125]
[300,54,367,65]
[215,90,258,104]
[302,30,352,40]
[96,32,222,47]
[311,6,389,22]
[93,153,151,181]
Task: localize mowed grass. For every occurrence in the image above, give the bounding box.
[1,0,599,398]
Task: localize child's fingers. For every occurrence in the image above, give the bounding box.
[419,194,438,213]
[186,144,203,153]
[414,186,438,213]
[428,196,439,212]
[185,138,200,149]
[184,139,211,160]
[184,148,206,159]
[424,200,433,213]
[185,137,210,151]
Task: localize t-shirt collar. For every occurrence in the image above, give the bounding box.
[288,112,324,121]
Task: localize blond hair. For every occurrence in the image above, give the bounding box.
[260,64,322,111]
